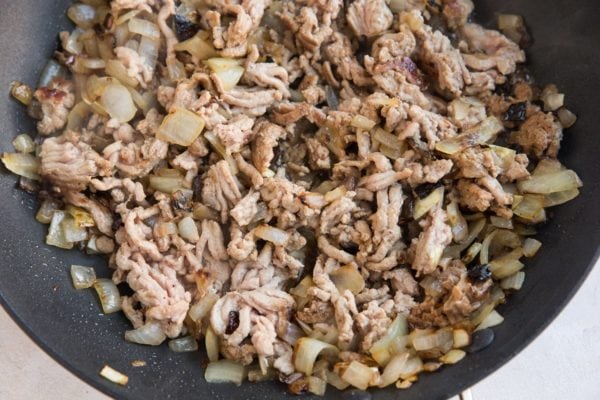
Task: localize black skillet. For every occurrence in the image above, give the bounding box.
[1,1,599,399]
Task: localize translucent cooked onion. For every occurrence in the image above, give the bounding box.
[341,361,376,391]
[62,215,88,242]
[46,211,74,250]
[80,58,106,69]
[99,365,128,386]
[370,315,408,366]
[101,82,137,123]
[325,369,350,390]
[413,186,444,220]
[475,310,504,331]
[517,169,582,194]
[446,201,468,242]
[444,217,486,259]
[36,199,61,224]
[307,376,327,396]
[544,189,580,207]
[149,176,186,194]
[70,265,96,290]
[205,360,246,385]
[128,18,160,39]
[379,352,410,388]
[522,238,542,257]
[479,230,497,265]
[174,33,218,62]
[10,81,33,106]
[178,216,200,242]
[105,59,139,87]
[373,127,405,152]
[350,115,376,130]
[205,326,220,362]
[452,329,471,349]
[93,279,122,314]
[254,225,290,246]
[205,58,245,91]
[558,108,577,128]
[38,59,68,88]
[157,108,205,146]
[67,3,97,29]
[512,194,546,223]
[188,292,219,322]
[439,349,466,365]
[125,322,166,346]
[412,329,453,352]
[435,117,503,155]
[1,152,40,180]
[12,134,35,154]
[489,248,525,279]
[501,271,526,291]
[294,337,339,376]
[168,336,199,352]
[330,264,365,295]
[137,36,160,77]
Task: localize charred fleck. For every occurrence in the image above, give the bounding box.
[225,310,240,334]
[468,264,492,282]
[173,14,199,42]
[504,102,527,122]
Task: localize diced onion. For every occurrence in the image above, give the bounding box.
[36,200,61,224]
[67,3,97,28]
[396,356,423,380]
[501,271,526,291]
[435,117,503,155]
[544,93,564,112]
[137,36,160,78]
[70,265,96,290]
[558,108,577,128]
[168,336,199,352]
[373,127,405,152]
[412,329,453,352]
[93,279,122,314]
[157,108,205,146]
[522,238,542,257]
[80,58,106,69]
[205,360,246,385]
[369,315,408,366]
[174,33,218,62]
[12,134,35,154]
[204,131,238,174]
[475,310,504,331]
[205,58,245,91]
[490,216,513,230]
[46,211,74,250]
[330,264,365,295]
[444,217,486,259]
[188,293,219,322]
[512,194,546,223]
[341,361,376,390]
[307,376,327,396]
[294,337,339,376]
[205,326,220,362]
[479,230,497,265]
[446,201,468,243]
[67,102,93,131]
[323,186,347,203]
[378,352,410,388]
[350,115,376,130]
[1,152,40,180]
[10,81,33,106]
[101,82,137,123]
[532,158,563,176]
[128,18,160,39]
[254,225,290,246]
[489,248,524,279]
[178,216,200,242]
[66,205,96,228]
[38,60,68,88]
[325,370,350,390]
[149,176,186,194]
[106,59,139,87]
[439,349,466,365]
[62,215,88,242]
[414,186,444,220]
[517,170,582,194]
[125,322,166,346]
[99,365,128,386]
[544,189,580,207]
[452,329,471,348]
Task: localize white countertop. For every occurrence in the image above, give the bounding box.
[1,263,599,400]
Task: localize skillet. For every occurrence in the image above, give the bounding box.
[1,0,599,399]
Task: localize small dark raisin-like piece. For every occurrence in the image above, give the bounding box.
[225,310,240,334]
[192,175,202,202]
[504,102,528,122]
[173,14,199,42]
[468,264,492,282]
[466,328,495,353]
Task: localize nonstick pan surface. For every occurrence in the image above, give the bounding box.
[1,1,599,399]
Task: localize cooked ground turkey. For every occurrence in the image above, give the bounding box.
[11,0,580,391]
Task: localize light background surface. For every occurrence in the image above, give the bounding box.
[1,262,599,400]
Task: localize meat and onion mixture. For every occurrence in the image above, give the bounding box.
[3,0,583,393]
